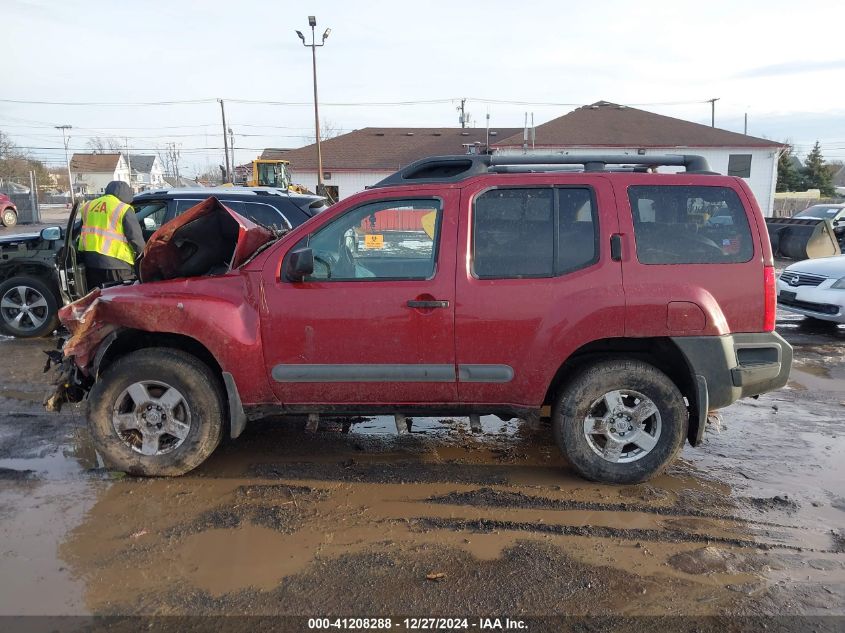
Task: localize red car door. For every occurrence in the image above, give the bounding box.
[612,174,766,337]
[454,174,625,407]
[260,188,459,405]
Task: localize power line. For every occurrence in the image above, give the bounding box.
[0,96,719,108]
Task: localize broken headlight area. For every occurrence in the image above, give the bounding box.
[43,338,91,412]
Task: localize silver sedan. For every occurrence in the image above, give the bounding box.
[777,255,845,324]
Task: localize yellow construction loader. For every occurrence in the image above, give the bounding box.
[234,159,311,194]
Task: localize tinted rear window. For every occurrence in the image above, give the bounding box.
[629,185,753,264]
[472,187,598,278]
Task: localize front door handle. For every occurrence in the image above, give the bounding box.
[406,299,450,309]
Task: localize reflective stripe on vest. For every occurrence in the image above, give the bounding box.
[77,195,135,265]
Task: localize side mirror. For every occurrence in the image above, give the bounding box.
[40,226,61,241]
[285,247,314,282]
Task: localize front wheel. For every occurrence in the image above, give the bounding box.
[0,276,59,338]
[87,348,224,476]
[1,207,17,227]
[552,359,687,484]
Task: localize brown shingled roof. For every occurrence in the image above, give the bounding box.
[494,101,783,149]
[283,128,521,172]
[69,153,123,172]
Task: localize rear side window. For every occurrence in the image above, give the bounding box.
[629,185,754,264]
[224,201,291,231]
[472,187,598,279]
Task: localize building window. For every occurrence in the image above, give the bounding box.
[727,154,752,178]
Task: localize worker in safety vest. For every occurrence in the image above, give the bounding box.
[77,181,145,288]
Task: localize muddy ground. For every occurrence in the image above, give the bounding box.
[0,310,843,631]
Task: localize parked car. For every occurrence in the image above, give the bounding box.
[0,187,326,338]
[0,193,18,228]
[777,254,845,324]
[46,154,792,484]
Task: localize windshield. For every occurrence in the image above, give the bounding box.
[794,205,842,219]
[256,162,291,189]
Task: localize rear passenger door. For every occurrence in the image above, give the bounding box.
[615,177,763,335]
[454,176,624,407]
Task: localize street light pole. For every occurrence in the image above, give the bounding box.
[55,125,74,203]
[218,99,231,183]
[296,16,330,196]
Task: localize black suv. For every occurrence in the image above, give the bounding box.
[0,188,326,338]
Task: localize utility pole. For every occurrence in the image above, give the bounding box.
[55,125,74,203]
[218,99,231,183]
[744,112,748,135]
[708,97,720,128]
[125,137,132,191]
[228,127,235,183]
[296,16,330,196]
[458,98,467,128]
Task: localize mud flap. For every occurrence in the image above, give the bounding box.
[687,374,709,447]
[222,372,248,439]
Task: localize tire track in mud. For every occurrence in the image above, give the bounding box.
[425,487,799,529]
[411,517,811,551]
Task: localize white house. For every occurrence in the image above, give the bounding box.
[128,154,166,191]
[69,153,130,196]
[281,102,784,214]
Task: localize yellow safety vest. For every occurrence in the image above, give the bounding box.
[77,194,135,265]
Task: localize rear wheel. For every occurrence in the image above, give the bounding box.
[552,359,687,484]
[1,207,17,227]
[0,276,59,338]
[87,348,224,476]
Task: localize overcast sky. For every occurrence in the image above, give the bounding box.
[2,0,844,175]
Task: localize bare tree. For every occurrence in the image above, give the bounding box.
[86,137,124,154]
[300,118,344,145]
[0,130,49,187]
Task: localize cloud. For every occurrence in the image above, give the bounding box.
[735,59,845,78]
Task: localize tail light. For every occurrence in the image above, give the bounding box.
[763,265,776,331]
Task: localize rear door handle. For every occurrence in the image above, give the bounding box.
[610,234,623,261]
[406,300,450,309]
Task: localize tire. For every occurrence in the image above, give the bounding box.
[552,359,687,484]
[0,275,60,338]
[1,207,17,228]
[87,348,224,476]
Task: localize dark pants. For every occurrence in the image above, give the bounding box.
[86,267,135,289]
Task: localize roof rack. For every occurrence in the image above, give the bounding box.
[371,153,717,188]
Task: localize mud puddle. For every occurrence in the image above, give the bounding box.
[51,415,845,615]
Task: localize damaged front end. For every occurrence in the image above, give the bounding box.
[43,197,276,413]
[43,289,113,411]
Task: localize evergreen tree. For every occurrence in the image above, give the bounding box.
[776,145,803,192]
[802,141,834,196]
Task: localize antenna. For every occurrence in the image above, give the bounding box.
[523,112,528,154]
[531,112,535,149]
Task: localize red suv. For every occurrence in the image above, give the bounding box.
[47,154,791,484]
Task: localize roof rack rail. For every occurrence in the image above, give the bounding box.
[371,153,717,188]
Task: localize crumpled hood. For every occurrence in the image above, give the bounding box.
[140,197,274,282]
[786,254,845,279]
